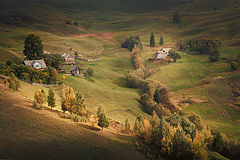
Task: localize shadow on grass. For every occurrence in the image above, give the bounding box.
[78,123,102,131]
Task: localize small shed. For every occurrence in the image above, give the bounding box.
[70,66,81,76]
[23,60,47,69]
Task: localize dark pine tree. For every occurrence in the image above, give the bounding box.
[97,112,109,130]
[23,34,43,60]
[160,36,164,45]
[47,88,56,109]
[150,32,155,47]
[173,12,181,24]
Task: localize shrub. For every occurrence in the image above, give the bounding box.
[230,61,239,71]
[33,100,38,109]
[209,49,220,62]
[73,21,79,26]
[9,73,20,91]
[212,132,226,154]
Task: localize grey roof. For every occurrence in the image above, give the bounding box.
[24,60,47,69]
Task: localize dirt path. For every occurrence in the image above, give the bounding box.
[0,85,145,160]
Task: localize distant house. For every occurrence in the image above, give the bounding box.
[154,48,171,60]
[62,53,75,64]
[70,66,81,76]
[23,60,47,69]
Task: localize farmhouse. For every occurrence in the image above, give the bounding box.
[154,48,171,60]
[70,66,81,76]
[62,53,75,64]
[23,60,47,69]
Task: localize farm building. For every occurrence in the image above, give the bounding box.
[23,60,47,69]
[154,48,171,60]
[62,53,75,64]
[70,66,81,76]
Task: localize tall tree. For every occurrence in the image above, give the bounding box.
[47,88,56,109]
[160,36,164,45]
[34,89,45,109]
[150,32,155,47]
[23,34,43,60]
[173,12,181,23]
[75,92,86,116]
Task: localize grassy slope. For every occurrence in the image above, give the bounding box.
[0,0,240,139]
[0,84,145,160]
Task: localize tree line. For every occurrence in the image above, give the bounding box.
[177,38,222,62]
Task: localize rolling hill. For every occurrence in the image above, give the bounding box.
[0,0,240,159]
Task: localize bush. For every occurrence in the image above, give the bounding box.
[209,49,220,62]
[9,73,20,91]
[73,21,79,26]
[33,100,38,109]
[230,61,239,71]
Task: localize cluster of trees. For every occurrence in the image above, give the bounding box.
[150,33,164,47]
[60,86,87,116]
[0,62,59,84]
[24,34,44,60]
[134,111,240,160]
[44,53,64,70]
[121,36,143,51]
[168,51,182,62]
[177,38,222,62]
[134,112,211,160]
[33,86,110,130]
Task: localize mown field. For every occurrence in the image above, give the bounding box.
[0,0,240,142]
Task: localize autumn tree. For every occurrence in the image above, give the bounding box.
[34,89,45,109]
[64,86,75,114]
[150,32,155,47]
[23,34,43,60]
[52,69,58,83]
[61,74,66,83]
[47,88,56,109]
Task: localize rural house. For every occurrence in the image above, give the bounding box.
[23,60,47,69]
[62,53,75,64]
[154,48,171,60]
[70,66,81,76]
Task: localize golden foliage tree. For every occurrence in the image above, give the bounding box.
[34,89,45,109]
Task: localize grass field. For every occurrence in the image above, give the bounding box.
[0,0,240,158]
